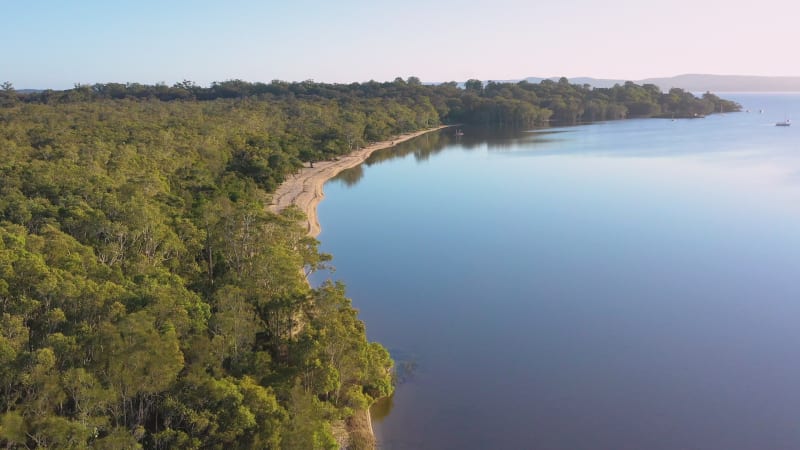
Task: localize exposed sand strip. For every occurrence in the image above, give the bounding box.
[269,126,449,237]
[270,125,449,448]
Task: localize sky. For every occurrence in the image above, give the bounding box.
[3,0,799,89]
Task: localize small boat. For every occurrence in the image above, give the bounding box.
[455,129,464,136]
[776,120,791,127]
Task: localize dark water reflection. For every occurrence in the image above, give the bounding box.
[332,126,564,185]
[370,394,394,422]
[315,94,800,449]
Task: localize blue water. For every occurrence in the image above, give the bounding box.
[313,94,800,449]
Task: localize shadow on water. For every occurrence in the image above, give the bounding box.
[331,129,456,186]
[334,109,798,189]
[371,350,419,423]
[333,164,364,187]
[394,358,418,384]
[370,394,394,423]
[386,348,420,386]
[460,126,568,151]
[330,126,560,186]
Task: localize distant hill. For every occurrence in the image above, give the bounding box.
[443,74,800,92]
[638,74,800,92]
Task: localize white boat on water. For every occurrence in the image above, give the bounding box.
[776,120,791,127]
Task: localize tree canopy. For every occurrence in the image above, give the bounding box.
[0,76,739,448]
[0,96,393,449]
[5,77,740,128]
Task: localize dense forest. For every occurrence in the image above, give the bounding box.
[4,76,740,128]
[0,78,738,449]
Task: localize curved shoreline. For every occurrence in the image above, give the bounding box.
[269,125,450,237]
[269,125,448,448]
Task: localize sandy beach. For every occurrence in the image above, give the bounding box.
[269,125,450,237]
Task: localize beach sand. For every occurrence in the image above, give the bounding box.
[269,126,449,237]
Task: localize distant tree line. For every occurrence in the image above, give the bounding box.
[1,76,740,126]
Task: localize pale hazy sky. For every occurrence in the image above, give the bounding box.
[4,0,798,89]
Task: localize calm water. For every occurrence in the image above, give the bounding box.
[312,94,800,449]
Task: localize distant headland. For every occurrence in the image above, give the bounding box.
[468,74,800,93]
